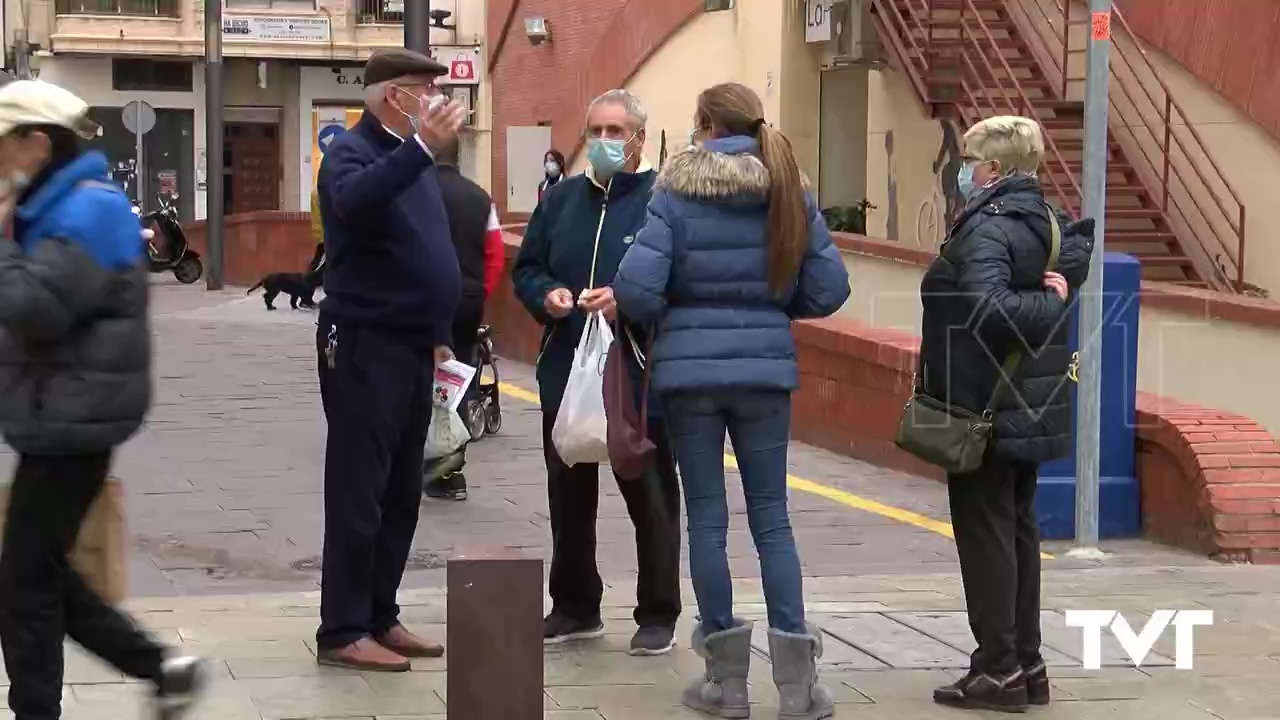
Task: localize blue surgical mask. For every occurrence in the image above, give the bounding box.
[957,163,977,201]
[587,137,630,178]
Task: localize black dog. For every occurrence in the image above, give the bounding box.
[246,270,322,310]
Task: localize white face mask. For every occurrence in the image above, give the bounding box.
[393,86,444,133]
[545,160,561,177]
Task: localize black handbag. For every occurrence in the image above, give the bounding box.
[894,205,1062,474]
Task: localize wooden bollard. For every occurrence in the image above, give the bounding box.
[446,547,543,720]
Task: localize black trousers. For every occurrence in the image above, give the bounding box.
[542,409,682,628]
[947,457,1043,674]
[0,453,165,720]
[316,317,434,650]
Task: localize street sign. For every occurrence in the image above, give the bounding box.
[121,101,156,208]
[121,100,156,136]
[318,123,345,154]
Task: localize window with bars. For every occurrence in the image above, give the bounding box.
[224,0,316,10]
[356,0,402,24]
[54,0,179,16]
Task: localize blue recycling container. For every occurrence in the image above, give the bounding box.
[1035,253,1142,540]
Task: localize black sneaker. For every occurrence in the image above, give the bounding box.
[424,473,468,501]
[629,625,675,656]
[933,668,1028,713]
[1024,662,1050,705]
[543,613,605,645]
[152,656,208,720]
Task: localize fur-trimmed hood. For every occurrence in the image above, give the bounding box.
[657,136,771,203]
[657,135,814,205]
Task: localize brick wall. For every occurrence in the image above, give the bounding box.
[487,0,703,220]
[486,234,1280,562]
[183,212,316,287]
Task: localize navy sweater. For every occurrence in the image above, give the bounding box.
[317,111,461,349]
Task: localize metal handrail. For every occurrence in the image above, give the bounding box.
[954,0,1082,213]
[1012,0,1247,290]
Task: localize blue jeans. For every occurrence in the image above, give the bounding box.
[665,390,806,634]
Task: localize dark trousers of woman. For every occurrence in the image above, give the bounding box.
[0,453,166,720]
[947,458,1043,675]
[541,410,683,629]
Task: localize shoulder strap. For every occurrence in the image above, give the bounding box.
[983,203,1063,415]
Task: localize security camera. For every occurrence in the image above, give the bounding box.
[524,17,550,45]
[430,9,454,29]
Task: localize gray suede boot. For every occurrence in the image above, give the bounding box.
[767,625,834,720]
[682,620,754,718]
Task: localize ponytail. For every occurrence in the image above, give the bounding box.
[757,123,808,297]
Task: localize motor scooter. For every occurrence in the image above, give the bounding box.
[133,192,203,284]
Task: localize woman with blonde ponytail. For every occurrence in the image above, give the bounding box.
[614,82,850,720]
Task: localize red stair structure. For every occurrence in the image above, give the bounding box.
[867,0,1250,292]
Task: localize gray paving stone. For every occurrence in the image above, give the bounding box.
[819,614,971,669]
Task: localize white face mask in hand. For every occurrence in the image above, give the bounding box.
[393,86,445,134]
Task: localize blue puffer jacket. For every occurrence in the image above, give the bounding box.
[613,136,851,394]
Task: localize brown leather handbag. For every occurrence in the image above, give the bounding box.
[604,325,656,480]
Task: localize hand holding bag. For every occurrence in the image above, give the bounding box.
[895,205,1062,474]
[552,310,614,465]
[604,325,656,480]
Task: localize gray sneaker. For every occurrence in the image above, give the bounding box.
[629,625,675,656]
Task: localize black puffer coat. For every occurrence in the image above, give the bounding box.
[918,174,1094,463]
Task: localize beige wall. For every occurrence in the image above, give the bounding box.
[836,250,1280,434]
[864,67,949,248]
[572,1,823,187]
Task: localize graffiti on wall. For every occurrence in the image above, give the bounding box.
[915,119,964,251]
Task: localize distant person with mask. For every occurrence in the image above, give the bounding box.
[513,89,682,656]
[538,149,566,203]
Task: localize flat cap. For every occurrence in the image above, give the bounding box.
[363,49,448,86]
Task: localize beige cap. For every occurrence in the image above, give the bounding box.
[0,80,100,139]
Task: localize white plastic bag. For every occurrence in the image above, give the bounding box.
[425,360,478,460]
[552,311,614,465]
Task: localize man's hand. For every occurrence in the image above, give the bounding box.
[1043,271,1068,301]
[544,287,574,319]
[433,345,454,366]
[579,287,617,322]
[416,97,468,156]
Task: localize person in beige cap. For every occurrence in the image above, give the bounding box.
[0,80,207,720]
[313,49,468,671]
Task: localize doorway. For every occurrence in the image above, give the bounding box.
[224,122,281,215]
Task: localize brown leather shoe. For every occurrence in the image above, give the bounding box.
[317,637,411,672]
[373,624,445,658]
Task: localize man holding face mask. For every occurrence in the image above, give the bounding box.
[513,89,682,656]
[313,49,468,671]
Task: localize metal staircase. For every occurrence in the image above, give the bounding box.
[867,0,1249,291]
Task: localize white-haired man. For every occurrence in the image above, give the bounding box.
[512,89,682,654]
[314,48,468,671]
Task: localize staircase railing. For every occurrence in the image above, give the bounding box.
[868,0,1083,215]
[1013,0,1247,290]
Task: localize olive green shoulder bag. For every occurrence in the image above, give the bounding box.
[894,206,1062,474]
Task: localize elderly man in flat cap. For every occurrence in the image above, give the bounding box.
[313,48,468,671]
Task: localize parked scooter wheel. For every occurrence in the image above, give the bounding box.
[174,255,203,284]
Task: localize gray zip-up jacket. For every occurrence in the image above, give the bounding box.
[0,151,151,455]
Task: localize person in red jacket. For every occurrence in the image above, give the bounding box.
[424,136,504,500]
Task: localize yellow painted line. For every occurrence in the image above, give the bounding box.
[495,381,1053,560]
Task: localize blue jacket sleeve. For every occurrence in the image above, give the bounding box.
[319,134,434,222]
[787,199,851,319]
[512,189,568,324]
[613,192,675,326]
